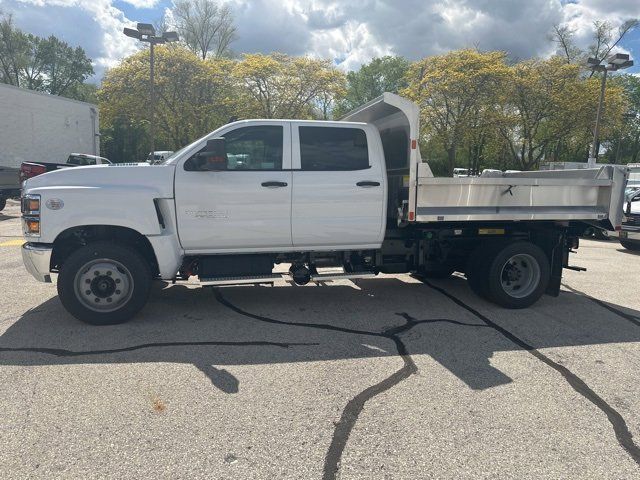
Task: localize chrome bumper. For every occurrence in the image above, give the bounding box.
[21,242,53,283]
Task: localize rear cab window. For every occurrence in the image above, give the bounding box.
[299,126,369,171]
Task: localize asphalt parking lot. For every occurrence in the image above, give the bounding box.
[1,198,640,479]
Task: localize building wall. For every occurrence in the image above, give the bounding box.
[0,84,99,168]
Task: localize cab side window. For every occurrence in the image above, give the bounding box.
[299,127,369,171]
[185,125,283,171]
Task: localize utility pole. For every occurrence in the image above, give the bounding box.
[123,24,179,160]
[586,53,633,167]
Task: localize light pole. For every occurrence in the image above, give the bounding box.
[123,24,179,159]
[586,53,633,167]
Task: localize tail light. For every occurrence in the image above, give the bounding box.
[20,163,47,182]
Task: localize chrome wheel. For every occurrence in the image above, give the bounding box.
[500,253,541,299]
[74,259,134,313]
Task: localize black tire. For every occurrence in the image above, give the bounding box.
[620,240,640,251]
[417,265,456,279]
[482,242,550,309]
[0,197,6,212]
[466,242,501,300]
[593,229,610,241]
[57,242,152,325]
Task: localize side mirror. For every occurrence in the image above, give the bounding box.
[194,138,227,170]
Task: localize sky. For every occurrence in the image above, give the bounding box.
[0,0,638,82]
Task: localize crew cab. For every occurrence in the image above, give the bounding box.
[20,94,627,325]
[20,153,111,183]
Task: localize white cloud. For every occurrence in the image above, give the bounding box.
[0,0,140,80]
[120,0,160,7]
[0,0,637,81]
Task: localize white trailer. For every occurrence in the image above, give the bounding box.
[0,83,99,169]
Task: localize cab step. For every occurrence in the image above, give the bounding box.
[310,271,376,281]
[198,270,377,286]
[199,274,283,286]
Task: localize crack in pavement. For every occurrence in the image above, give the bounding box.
[422,279,640,467]
[213,289,488,480]
[562,283,640,327]
[0,340,317,358]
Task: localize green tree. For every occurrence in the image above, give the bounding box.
[0,13,94,97]
[403,49,510,175]
[497,57,626,169]
[99,46,239,157]
[232,53,346,119]
[602,74,640,164]
[335,56,410,117]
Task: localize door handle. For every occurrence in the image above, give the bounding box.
[356,181,380,187]
[261,181,288,188]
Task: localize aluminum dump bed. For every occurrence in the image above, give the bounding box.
[416,165,627,229]
[343,93,628,230]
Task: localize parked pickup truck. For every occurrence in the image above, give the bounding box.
[619,190,640,251]
[0,165,20,212]
[20,93,627,325]
[20,153,111,183]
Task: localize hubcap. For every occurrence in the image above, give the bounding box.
[74,259,133,312]
[500,253,541,299]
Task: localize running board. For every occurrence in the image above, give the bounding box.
[199,271,376,286]
[311,272,376,281]
[200,274,283,286]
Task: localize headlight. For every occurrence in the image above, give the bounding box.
[22,194,40,215]
[21,194,41,237]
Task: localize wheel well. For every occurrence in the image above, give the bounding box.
[52,225,159,276]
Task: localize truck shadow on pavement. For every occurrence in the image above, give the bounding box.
[0,276,639,394]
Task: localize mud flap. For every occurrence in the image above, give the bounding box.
[545,233,567,297]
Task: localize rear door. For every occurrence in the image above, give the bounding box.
[175,122,293,252]
[291,123,386,249]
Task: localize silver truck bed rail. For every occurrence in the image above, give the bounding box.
[415,165,628,229]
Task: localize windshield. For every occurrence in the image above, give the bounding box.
[157,138,204,165]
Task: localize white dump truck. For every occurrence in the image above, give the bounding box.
[20,93,627,325]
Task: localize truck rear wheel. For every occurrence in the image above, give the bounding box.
[487,242,550,308]
[57,242,152,325]
[620,240,640,251]
[468,241,550,309]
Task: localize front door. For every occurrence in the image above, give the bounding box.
[175,123,292,252]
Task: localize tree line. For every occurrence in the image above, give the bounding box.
[99,46,639,175]
[1,1,638,175]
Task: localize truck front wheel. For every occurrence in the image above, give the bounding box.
[57,242,152,325]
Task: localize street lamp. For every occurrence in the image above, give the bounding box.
[586,52,633,167]
[123,23,179,158]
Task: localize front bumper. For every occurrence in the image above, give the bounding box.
[22,242,53,283]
